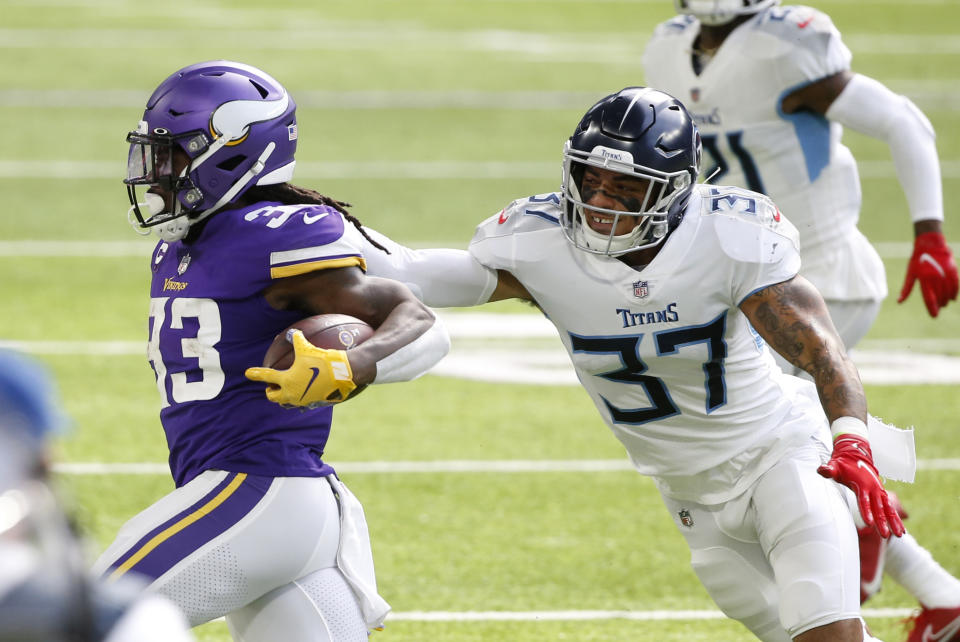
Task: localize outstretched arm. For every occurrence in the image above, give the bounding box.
[358,228,534,307]
[740,275,904,538]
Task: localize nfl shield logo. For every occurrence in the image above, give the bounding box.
[691,87,701,102]
[338,329,356,348]
[679,509,694,528]
[633,280,649,299]
[177,253,191,275]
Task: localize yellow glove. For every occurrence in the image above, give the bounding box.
[245,330,357,407]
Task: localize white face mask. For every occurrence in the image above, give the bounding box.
[673,0,778,26]
[127,192,166,237]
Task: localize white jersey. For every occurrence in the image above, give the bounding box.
[643,6,886,301]
[470,186,829,504]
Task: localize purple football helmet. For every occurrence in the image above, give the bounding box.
[124,61,298,241]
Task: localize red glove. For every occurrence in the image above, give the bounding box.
[898,231,959,317]
[818,435,905,539]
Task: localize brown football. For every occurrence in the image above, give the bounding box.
[263,314,374,370]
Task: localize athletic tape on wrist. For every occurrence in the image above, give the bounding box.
[373,318,450,384]
[830,416,870,441]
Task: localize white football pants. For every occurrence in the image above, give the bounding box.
[659,444,862,641]
[92,471,382,641]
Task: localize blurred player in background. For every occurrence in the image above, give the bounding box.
[268,86,908,641]
[643,2,960,638]
[0,350,194,642]
[93,60,449,642]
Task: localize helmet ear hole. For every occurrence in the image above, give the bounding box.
[216,155,246,171]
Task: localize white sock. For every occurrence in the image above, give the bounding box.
[885,532,960,608]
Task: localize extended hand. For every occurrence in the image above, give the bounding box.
[817,435,905,539]
[245,330,357,407]
[898,231,959,317]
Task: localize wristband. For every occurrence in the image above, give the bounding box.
[373,318,450,384]
[830,416,870,441]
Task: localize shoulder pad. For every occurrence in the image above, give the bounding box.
[754,5,841,47]
[749,6,850,86]
[240,203,341,231]
[474,192,563,240]
[651,15,697,38]
[699,186,800,264]
[470,193,563,270]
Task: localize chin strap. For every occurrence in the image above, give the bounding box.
[154,142,277,242]
[127,206,153,236]
[127,192,165,236]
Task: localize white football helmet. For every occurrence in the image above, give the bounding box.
[674,0,779,26]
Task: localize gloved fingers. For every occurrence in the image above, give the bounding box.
[919,276,942,317]
[897,268,917,304]
[265,385,288,405]
[878,490,905,537]
[946,269,960,301]
[816,462,837,481]
[886,491,909,520]
[289,330,316,354]
[858,488,880,535]
[245,366,283,385]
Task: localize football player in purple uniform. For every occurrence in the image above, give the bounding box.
[92,61,449,641]
[644,2,960,638]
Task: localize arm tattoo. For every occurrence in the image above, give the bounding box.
[746,280,867,423]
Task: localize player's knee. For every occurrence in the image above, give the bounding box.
[774,540,859,637]
[691,547,785,638]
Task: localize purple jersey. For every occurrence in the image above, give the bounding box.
[146,202,368,486]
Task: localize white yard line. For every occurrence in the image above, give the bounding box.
[203,605,913,625]
[2,159,960,181]
[51,458,960,475]
[4,309,960,384]
[2,85,958,110]
[383,608,914,622]
[0,240,155,257]
[2,240,960,259]
[0,27,956,56]
[4,337,960,384]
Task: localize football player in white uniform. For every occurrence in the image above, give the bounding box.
[643,3,960,638]
[267,87,906,641]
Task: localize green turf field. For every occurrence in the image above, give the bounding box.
[2,0,959,640]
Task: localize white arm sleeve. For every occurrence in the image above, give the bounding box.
[826,73,943,222]
[373,317,450,384]
[360,228,498,307]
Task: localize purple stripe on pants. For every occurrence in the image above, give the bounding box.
[105,472,273,581]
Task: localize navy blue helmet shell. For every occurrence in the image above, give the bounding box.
[561,87,701,256]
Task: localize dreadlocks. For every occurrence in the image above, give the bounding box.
[242,183,390,254]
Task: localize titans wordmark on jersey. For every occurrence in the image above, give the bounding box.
[470,186,827,503]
